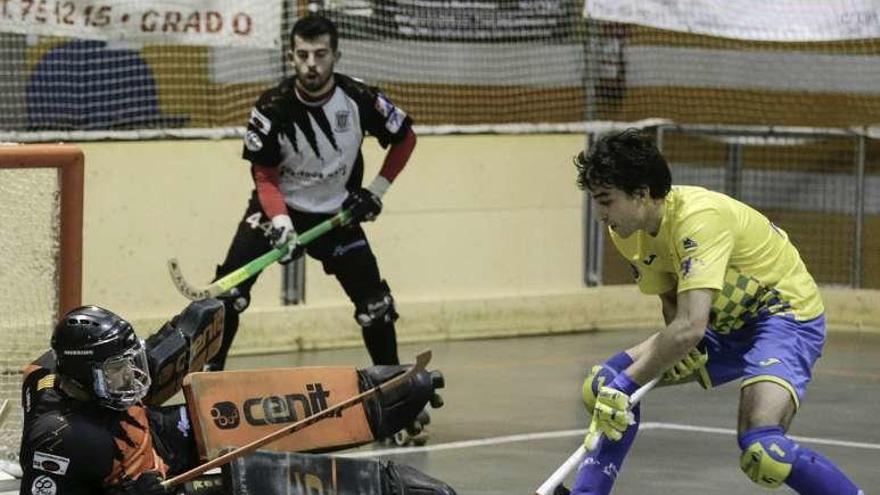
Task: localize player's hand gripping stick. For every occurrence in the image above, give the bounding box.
[167,209,352,300]
[533,376,660,495]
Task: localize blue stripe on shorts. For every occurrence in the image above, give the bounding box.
[701,314,825,407]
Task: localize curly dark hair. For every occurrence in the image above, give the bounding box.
[574,128,671,199]
[290,14,339,52]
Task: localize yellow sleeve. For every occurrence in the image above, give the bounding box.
[673,210,733,292]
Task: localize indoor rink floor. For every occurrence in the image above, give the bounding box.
[4,328,878,494]
[235,327,880,494]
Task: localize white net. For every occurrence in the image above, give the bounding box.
[3,1,880,140]
[0,166,60,461]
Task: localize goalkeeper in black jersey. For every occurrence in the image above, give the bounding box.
[19,305,454,495]
[19,306,201,495]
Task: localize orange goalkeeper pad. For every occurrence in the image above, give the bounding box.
[183,366,374,460]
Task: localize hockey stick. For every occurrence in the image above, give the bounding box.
[161,349,431,489]
[168,209,352,300]
[533,376,660,495]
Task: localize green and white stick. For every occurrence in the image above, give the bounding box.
[168,210,352,300]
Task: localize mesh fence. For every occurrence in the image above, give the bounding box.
[2,1,880,137]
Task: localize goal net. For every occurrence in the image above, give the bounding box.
[0,145,82,462]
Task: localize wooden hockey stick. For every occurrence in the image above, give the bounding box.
[533,376,660,495]
[162,350,431,488]
[168,209,352,300]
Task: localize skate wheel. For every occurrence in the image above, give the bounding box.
[392,430,409,446]
[411,436,428,446]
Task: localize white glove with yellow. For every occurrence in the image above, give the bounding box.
[661,346,710,388]
[584,371,640,449]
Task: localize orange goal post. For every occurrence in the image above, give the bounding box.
[0,144,83,461]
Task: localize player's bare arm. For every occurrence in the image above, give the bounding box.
[625,288,713,384]
[658,288,677,326]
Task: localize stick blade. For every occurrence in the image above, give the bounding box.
[412,350,432,371]
[167,258,217,300]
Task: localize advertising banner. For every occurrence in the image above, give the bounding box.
[0,0,281,48]
[584,0,880,42]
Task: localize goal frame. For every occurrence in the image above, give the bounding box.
[0,144,83,317]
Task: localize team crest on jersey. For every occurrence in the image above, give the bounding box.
[33,451,70,475]
[683,237,698,251]
[334,110,350,132]
[244,131,263,152]
[31,475,57,495]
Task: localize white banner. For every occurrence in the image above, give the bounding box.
[0,0,281,49]
[584,0,880,42]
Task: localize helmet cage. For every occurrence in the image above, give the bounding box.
[91,339,151,410]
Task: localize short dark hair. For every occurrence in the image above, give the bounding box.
[574,128,671,199]
[290,14,339,52]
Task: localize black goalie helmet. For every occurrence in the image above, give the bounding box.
[51,306,151,410]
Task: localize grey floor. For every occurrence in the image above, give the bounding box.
[5,328,878,494]
[232,328,880,494]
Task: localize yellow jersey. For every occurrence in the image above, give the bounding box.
[610,186,823,333]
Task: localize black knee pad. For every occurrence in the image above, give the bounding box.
[354,280,398,328]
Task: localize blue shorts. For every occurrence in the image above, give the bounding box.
[701,314,826,409]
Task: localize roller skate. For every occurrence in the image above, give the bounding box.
[389,408,431,447]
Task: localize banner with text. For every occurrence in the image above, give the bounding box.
[584,0,880,42]
[0,0,281,48]
[371,0,576,42]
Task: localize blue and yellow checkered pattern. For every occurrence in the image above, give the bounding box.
[710,267,792,333]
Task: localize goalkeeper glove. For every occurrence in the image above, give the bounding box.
[661,346,710,388]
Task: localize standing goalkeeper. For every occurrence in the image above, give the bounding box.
[207,14,416,372]
[568,129,863,494]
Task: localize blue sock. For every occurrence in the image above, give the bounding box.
[738,427,862,495]
[571,403,640,495]
[787,445,862,494]
[572,371,641,495]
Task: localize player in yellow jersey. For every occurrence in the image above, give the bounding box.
[564,129,863,495]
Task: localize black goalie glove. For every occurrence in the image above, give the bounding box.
[343,187,383,223]
[358,365,445,440]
